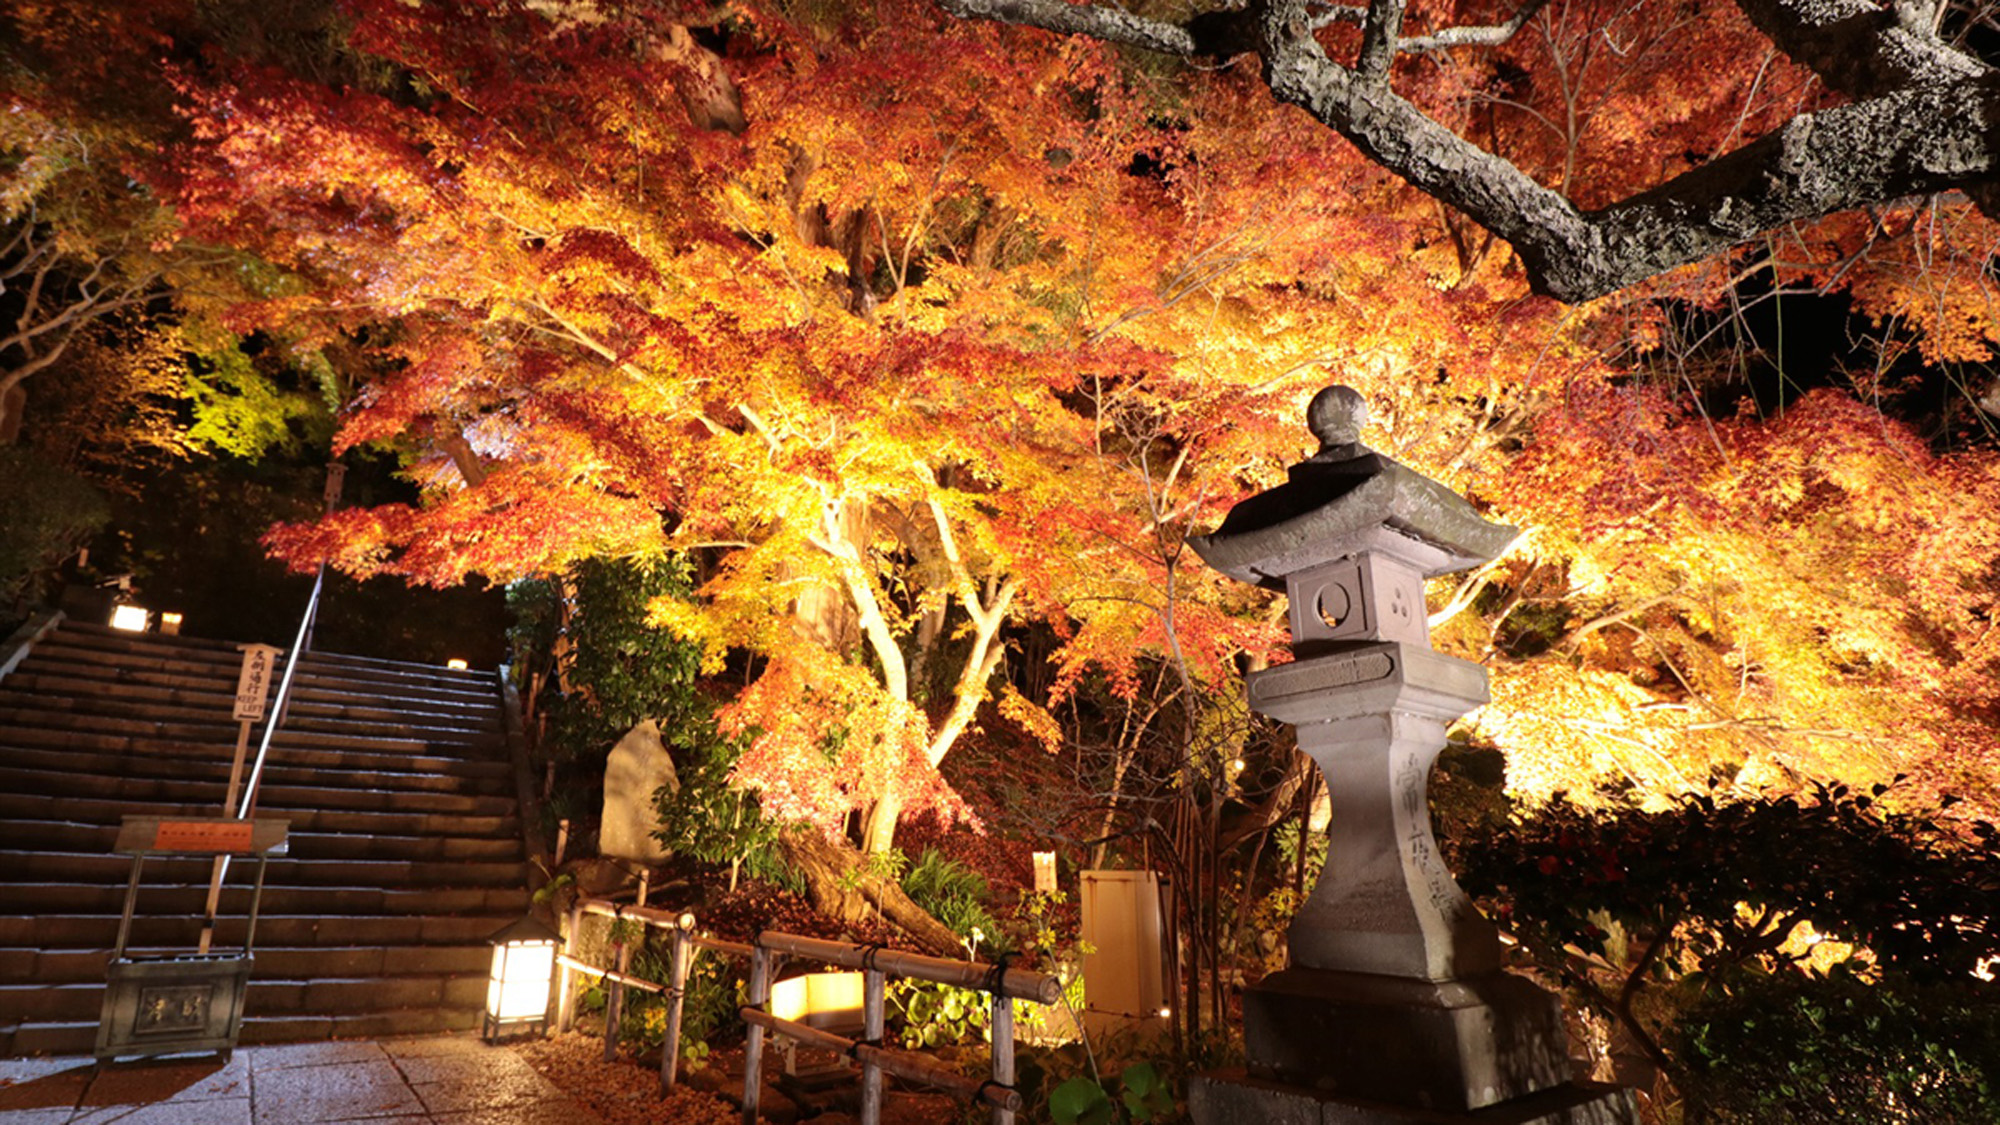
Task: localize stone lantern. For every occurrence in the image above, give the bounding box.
[1187,387,1633,1123]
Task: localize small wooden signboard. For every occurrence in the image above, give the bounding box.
[155,820,256,853]
[113,816,288,857]
[232,645,282,722]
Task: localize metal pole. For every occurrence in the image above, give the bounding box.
[990,988,1015,1125]
[112,856,145,960]
[742,947,771,1125]
[243,853,270,954]
[662,926,690,1094]
[861,969,885,1125]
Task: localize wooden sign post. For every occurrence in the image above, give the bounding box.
[200,644,282,953]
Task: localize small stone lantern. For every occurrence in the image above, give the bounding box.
[1187,387,1633,1123]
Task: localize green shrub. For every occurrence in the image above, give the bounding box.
[901,848,1000,946]
[0,448,107,612]
[1673,969,2000,1122]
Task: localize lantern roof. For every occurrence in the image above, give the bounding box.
[486,914,560,946]
[1190,386,1517,588]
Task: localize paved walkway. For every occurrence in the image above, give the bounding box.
[0,1037,608,1125]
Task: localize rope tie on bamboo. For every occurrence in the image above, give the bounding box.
[857,942,887,972]
[973,1078,1015,1107]
[979,951,1018,996]
[845,1034,883,1059]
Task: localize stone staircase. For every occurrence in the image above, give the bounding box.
[0,618,534,1056]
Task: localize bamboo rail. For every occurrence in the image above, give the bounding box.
[556,896,1053,1125]
[739,1009,1023,1112]
[755,931,1060,1003]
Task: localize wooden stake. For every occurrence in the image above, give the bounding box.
[861,969,885,1125]
[557,900,583,1033]
[604,931,632,1061]
[990,988,1015,1125]
[741,947,772,1125]
[662,928,690,1094]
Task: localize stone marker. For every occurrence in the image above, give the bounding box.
[1186,387,1635,1124]
[600,718,677,864]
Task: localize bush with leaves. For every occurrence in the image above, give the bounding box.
[1455,780,2000,1110]
[519,556,709,763]
[901,847,1001,947]
[511,554,790,881]
[1671,966,2000,1123]
[0,447,108,615]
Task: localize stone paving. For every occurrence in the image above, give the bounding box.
[0,1037,607,1125]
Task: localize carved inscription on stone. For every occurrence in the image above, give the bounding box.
[1395,750,1469,929]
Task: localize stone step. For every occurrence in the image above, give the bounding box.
[3,880,529,918]
[59,619,249,648]
[36,627,247,667]
[0,818,522,863]
[4,1006,482,1057]
[0,793,519,840]
[0,743,514,799]
[0,621,526,1055]
[0,684,502,745]
[0,973,491,1024]
[3,851,529,892]
[299,649,494,690]
[22,639,499,710]
[6,658,503,727]
[0,912,517,951]
[0,724,508,775]
[1,669,507,731]
[0,765,518,817]
[0,704,499,758]
[57,623,494,684]
[0,942,491,983]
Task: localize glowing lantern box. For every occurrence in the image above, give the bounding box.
[768,971,865,1031]
[484,916,559,1040]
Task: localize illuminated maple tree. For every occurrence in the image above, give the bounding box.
[7,0,1999,932]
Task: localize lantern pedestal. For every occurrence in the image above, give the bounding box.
[1189,1069,1636,1125]
[1241,969,1570,1111]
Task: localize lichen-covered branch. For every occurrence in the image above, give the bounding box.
[939,0,2000,302]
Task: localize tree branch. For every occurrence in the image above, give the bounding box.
[939,0,2000,302]
[936,0,1198,56]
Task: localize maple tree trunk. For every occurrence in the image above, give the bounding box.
[776,829,964,957]
[860,793,902,856]
[0,383,25,445]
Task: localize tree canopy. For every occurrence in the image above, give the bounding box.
[5,0,2000,852]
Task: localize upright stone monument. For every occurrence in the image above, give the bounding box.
[600,718,677,865]
[1187,387,1634,1124]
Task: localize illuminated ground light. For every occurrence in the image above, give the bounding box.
[447,658,469,670]
[159,612,183,636]
[109,605,149,632]
[483,916,559,1041]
